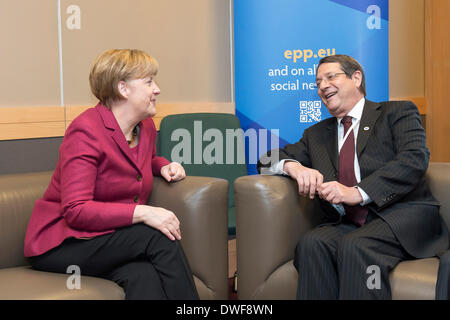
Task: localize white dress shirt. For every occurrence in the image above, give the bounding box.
[266,97,372,215]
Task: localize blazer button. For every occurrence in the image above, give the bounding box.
[137,174,142,182]
[133,196,139,203]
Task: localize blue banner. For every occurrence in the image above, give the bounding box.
[234,0,389,174]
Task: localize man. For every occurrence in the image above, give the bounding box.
[259,54,449,299]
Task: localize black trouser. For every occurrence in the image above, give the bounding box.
[30,223,199,300]
[294,212,412,299]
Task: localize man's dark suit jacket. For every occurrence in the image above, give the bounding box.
[259,100,449,259]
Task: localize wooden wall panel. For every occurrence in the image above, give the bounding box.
[389,0,425,99]
[425,0,450,162]
[0,123,65,140]
[65,102,235,132]
[0,103,235,140]
[0,106,65,140]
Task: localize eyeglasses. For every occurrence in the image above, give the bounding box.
[315,72,347,88]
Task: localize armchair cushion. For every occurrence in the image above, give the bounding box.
[0,266,124,300]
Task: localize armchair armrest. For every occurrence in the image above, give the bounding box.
[147,176,228,300]
[0,171,53,269]
[235,175,322,299]
[436,249,450,300]
[426,162,450,230]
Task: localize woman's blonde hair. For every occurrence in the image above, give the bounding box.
[89,49,159,108]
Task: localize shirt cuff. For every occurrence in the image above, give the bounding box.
[261,159,299,176]
[356,186,372,206]
[333,203,346,216]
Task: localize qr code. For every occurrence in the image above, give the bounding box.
[299,101,322,123]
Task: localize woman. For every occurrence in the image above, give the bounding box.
[24,49,199,300]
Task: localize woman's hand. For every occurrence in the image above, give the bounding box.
[160,162,186,182]
[133,205,181,241]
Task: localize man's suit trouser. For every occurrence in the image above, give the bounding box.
[29,223,199,300]
[294,212,412,299]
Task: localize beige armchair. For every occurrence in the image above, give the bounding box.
[235,162,450,299]
[0,172,228,300]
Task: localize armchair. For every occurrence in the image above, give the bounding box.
[0,172,228,299]
[235,162,450,299]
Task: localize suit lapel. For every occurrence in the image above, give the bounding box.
[325,118,339,174]
[96,104,142,174]
[137,120,150,169]
[357,100,382,158]
[317,100,381,181]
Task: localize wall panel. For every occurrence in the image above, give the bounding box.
[425,0,450,162]
[0,0,60,107]
[60,0,232,105]
[0,0,437,173]
[389,0,425,100]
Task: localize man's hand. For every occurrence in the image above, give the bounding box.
[318,181,363,206]
[160,162,186,182]
[283,161,324,199]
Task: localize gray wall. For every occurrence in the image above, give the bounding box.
[0,138,62,175]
